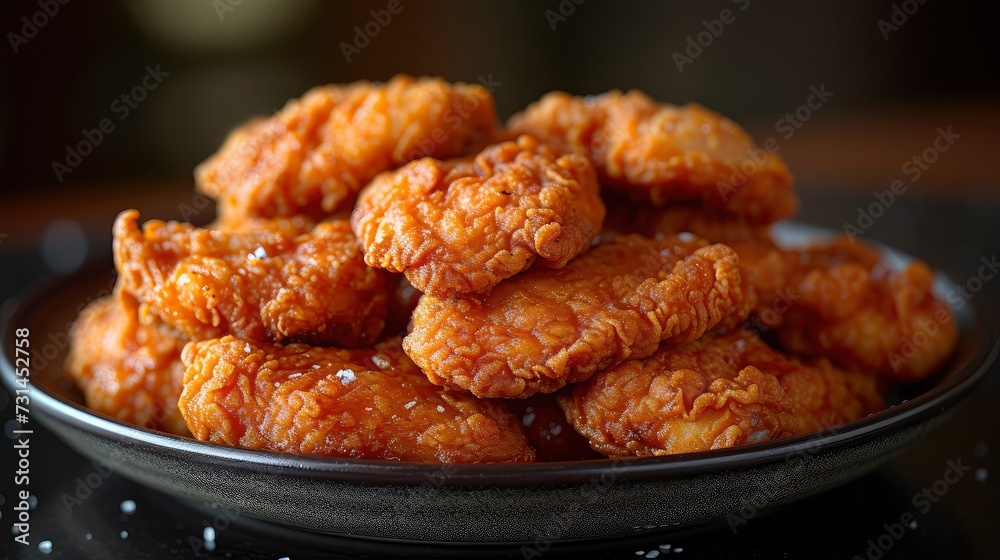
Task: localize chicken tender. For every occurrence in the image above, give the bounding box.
[508,90,796,223]
[179,336,534,463]
[559,331,885,457]
[404,235,750,398]
[353,135,605,295]
[605,201,957,381]
[114,210,387,347]
[65,290,190,436]
[197,75,499,223]
[769,238,957,383]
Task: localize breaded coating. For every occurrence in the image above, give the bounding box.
[768,238,957,383]
[559,331,885,457]
[404,235,750,398]
[353,135,605,295]
[179,336,534,463]
[114,210,387,347]
[65,291,190,436]
[196,75,499,222]
[606,203,957,381]
[508,91,796,223]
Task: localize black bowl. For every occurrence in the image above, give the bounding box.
[2,224,996,543]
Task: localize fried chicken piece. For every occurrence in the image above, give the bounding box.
[769,238,957,383]
[559,331,885,457]
[65,290,190,436]
[179,336,534,463]
[196,75,499,223]
[114,210,387,347]
[605,201,957,381]
[353,135,605,295]
[404,235,751,398]
[508,90,796,223]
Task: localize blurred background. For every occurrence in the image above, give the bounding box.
[0,1,998,559]
[1,0,999,279]
[0,0,998,263]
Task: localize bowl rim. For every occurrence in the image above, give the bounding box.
[2,244,997,488]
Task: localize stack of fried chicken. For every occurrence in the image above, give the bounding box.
[65,76,958,463]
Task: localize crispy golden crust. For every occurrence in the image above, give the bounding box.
[179,336,534,463]
[404,235,750,398]
[607,203,957,381]
[770,238,957,382]
[508,91,796,223]
[65,291,190,436]
[196,75,499,222]
[113,210,387,347]
[352,135,605,296]
[558,331,885,457]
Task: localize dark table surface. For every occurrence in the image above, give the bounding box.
[1,186,998,560]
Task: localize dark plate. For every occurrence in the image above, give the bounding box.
[1,223,997,543]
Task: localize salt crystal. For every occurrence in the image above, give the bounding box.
[404,401,417,410]
[336,369,357,385]
[244,343,252,353]
[437,405,446,413]
[372,355,389,368]
[254,246,267,259]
